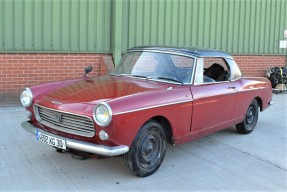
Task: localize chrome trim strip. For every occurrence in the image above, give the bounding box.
[230,77,242,82]
[129,49,197,58]
[193,75,242,85]
[34,104,93,120]
[194,80,234,85]
[34,104,95,137]
[21,121,129,156]
[130,48,233,59]
[114,99,193,115]
[34,104,41,122]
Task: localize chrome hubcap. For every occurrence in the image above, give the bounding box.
[246,106,255,126]
[139,131,162,168]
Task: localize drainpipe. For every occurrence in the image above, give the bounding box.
[111,0,122,66]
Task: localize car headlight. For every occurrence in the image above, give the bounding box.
[20,88,33,107]
[93,102,112,127]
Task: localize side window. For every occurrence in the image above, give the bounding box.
[194,57,230,84]
[170,55,194,83]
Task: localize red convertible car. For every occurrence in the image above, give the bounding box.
[20,46,273,177]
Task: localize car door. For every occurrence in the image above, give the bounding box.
[190,57,237,133]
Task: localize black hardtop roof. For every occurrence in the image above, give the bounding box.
[129,46,233,59]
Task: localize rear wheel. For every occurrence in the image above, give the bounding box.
[236,99,259,134]
[123,120,167,177]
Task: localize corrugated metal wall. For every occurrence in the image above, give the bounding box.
[122,0,287,55]
[0,0,286,55]
[0,0,111,53]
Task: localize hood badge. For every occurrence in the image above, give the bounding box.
[51,100,62,105]
[54,113,62,123]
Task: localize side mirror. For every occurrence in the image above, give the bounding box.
[83,66,93,77]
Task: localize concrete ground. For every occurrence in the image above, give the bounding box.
[0,94,286,191]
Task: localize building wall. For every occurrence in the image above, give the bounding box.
[1,0,286,55]
[0,53,113,105]
[0,0,111,53]
[122,0,287,55]
[233,55,286,77]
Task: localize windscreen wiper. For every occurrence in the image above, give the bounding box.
[154,76,183,84]
[121,74,148,79]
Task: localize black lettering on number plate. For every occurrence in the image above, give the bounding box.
[49,137,55,145]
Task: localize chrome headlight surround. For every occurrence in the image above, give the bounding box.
[93,102,112,127]
[20,88,33,107]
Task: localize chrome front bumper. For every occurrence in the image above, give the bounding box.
[21,121,129,156]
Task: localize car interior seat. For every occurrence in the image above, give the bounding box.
[204,63,226,81]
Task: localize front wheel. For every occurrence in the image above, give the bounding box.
[236,99,259,134]
[123,120,167,177]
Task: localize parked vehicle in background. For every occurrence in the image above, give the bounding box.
[20,46,273,177]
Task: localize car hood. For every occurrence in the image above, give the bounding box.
[45,75,167,104]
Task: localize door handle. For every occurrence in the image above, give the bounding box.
[228,86,236,89]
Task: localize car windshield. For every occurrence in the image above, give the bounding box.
[111,51,194,84]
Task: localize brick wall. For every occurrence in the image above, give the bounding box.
[233,55,286,77]
[0,54,286,105]
[0,53,113,105]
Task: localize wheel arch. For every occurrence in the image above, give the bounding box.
[254,96,263,111]
[150,116,174,145]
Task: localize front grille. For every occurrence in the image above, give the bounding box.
[34,104,95,137]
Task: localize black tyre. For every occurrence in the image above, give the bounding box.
[123,120,167,177]
[236,99,259,134]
